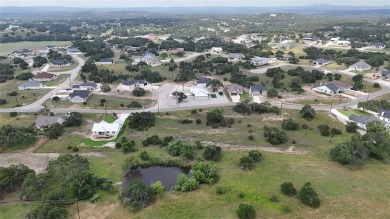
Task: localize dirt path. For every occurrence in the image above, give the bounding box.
[203,141,308,155]
[0,152,105,173]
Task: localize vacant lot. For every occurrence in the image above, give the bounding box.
[0,80,50,108]
[0,41,71,56]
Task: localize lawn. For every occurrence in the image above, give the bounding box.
[41,74,69,86]
[0,41,71,56]
[338,108,373,117]
[324,62,347,70]
[0,204,32,219]
[103,115,116,123]
[0,113,36,127]
[239,91,251,101]
[0,79,51,108]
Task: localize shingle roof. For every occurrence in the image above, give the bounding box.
[69,90,91,98]
[315,58,329,64]
[349,115,378,124]
[35,115,66,128]
[313,82,342,93]
[18,80,42,88]
[227,84,243,93]
[98,58,114,62]
[350,61,371,69]
[33,72,54,79]
[197,77,212,84]
[122,79,145,86]
[372,42,385,47]
[251,85,267,92]
[228,53,242,59]
[51,59,69,65]
[80,82,98,88]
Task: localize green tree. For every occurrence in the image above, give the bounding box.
[267,88,279,98]
[192,161,219,185]
[15,72,33,80]
[330,136,368,166]
[237,204,256,219]
[19,61,29,69]
[248,150,262,162]
[121,179,157,210]
[280,182,297,197]
[289,78,303,91]
[172,91,187,103]
[288,56,300,64]
[281,119,300,131]
[206,79,224,92]
[206,109,226,128]
[239,155,254,171]
[128,112,155,131]
[151,181,165,195]
[81,59,97,73]
[203,145,222,161]
[133,87,146,96]
[263,126,287,145]
[300,104,315,120]
[345,122,358,133]
[45,123,64,139]
[298,182,321,208]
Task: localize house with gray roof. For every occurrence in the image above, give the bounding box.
[228,53,243,62]
[68,90,92,103]
[32,72,56,81]
[313,58,330,66]
[349,61,371,72]
[97,58,115,65]
[349,114,389,130]
[371,42,386,49]
[140,52,159,66]
[226,84,244,96]
[67,47,80,54]
[50,59,70,68]
[250,85,267,96]
[119,79,149,91]
[196,77,212,87]
[35,114,67,130]
[312,82,345,95]
[18,80,43,90]
[378,109,390,123]
[380,69,390,80]
[250,57,269,66]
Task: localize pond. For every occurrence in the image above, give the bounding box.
[122,166,191,191]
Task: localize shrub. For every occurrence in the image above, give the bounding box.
[216,186,228,195]
[161,136,174,146]
[191,109,197,114]
[298,182,321,208]
[300,104,315,120]
[239,155,254,171]
[301,124,309,129]
[128,112,156,131]
[9,112,17,117]
[331,128,342,135]
[238,192,246,198]
[142,135,162,146]
[122,140,136,153]
[345,122,358,133]
[192,161,219,184]
[263,126,287,145]
[203,145,222,161]
[282,206,292,213]
[196,119,202,125]
[280,182,297,197]
[151,181,165,195]
[248,135,254,140]
[195,140,203,150]
[317,124,330,136]
[373,83,380,88]
[281,119,299,131]
[248,150,262,162]
[173,174,198,192]
[139,151,150,161]
[269,194,279,202]
[180,119,193,124]
[128,101,142,108]
[132,87,146,96]
[72,147,79,152]
[237,204,256,219]
[0,99,6,105]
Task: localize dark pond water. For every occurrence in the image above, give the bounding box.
[122,166,191,191]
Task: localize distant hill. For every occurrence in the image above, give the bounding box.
[1,5,390,16]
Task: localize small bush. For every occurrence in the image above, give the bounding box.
[195,140,203,150]
[216,186,228,195]
[180,119,193,124]
[67,146,72,150]
[280,182,297,197]
[237,204,256,219]
[191,109,197,114]
[269,194,279,202]
[330,128,342,135]
[238,192,246,198]
[72,147,79,152]
[9,112,17,117]
[139,151,150,161]
[218,91,223,95]
[196,119,202,125]
[301,124,309,129]
[248,135,254,140]
[132,87,146,96]
[373,83,380,88]
[298,182,320,208]
[142,135,162,146]
[282,206,292,213]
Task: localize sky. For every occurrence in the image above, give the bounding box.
[1,0,389,7]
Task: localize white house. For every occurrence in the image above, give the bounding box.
[72,82,98,91]
[18,80,43,90]
[96,58,115,65]
[189,87,210,98]
[371,42,386,49]
[32,72,56,81]
[250,57,269,66]
[312,82,345,95]
[349,61,372,72]
[119,79,150,91]
[50,59,70,68]
[140,52,160,66]
[337,40,351,46]
[228,53,243,62]
[68,90,92,103]
[92,114,129,138]
[35,114,67,130]
[67,47,80,54]
[211,47,223,53]
[196,77,212,88]
[313,58,329,66]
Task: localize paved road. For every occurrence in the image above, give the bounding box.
[0,55,85,113]
[0,55,389,114]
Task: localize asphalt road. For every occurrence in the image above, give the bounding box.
[0,54,389,114]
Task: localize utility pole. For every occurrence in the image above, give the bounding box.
[329,96,334,113]
[76,198,80,219]
[104,103,107,117]
[15,95,18,106]
[364,79,368,93]
[280,102,283,117]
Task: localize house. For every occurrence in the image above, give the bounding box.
[312,82,345,95]
[272,43,292,50]
[250,85,267,96]
[196,77,212,88]
[330,37,340,43]
[189,87,210,98]
[211,47,223,53]
[226,84,244,102]
[250,57,269,66]
[67,47,80,54]
[282,54,292,60]
[32,72,56,81]
[72,82,98,91]
[96,58,115,65]
[92,114,129,138]
[222,37,232,43]
[378,109,390,123]
[50,59,70,68]
[313,58,329,66]
[228,53,243,62]
[140,52,159,66]
[18,80,43,90]
[68,90,92,103]
[168,48,185,56]
[348,114,385,130]
[380,69,390,80]
[371,42,386,49]
[8,49,32,59]
[119,79,149,90]
[35,114,67,130]
[349,61,372,72]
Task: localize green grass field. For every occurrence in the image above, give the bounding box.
[338,108,373,117]
[41,74,69,86]
[0,41,72,56]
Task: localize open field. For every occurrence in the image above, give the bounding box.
[0,113,36,127]
[374,93,390,101]
[324,62,347,70]
[0,80,51,108]
[0,41,71,56]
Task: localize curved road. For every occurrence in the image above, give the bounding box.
[0,55,389,114]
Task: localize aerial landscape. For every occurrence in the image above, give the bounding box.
[0,0,390,218]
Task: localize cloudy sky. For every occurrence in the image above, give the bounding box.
[1,0,389,7]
